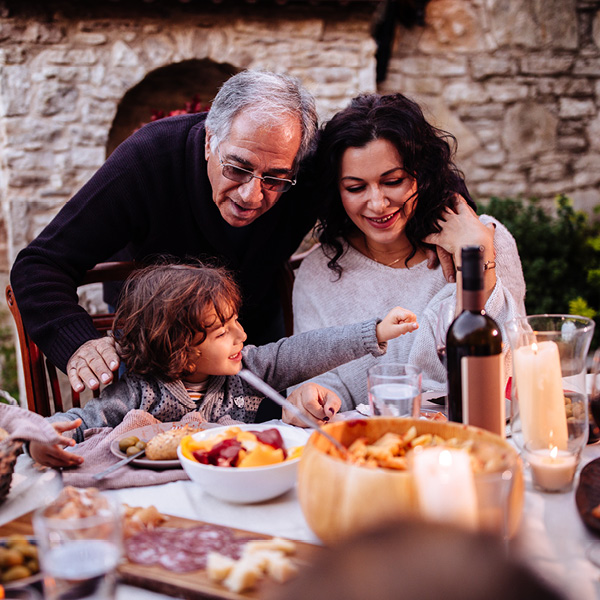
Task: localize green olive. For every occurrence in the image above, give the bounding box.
[118,436,139,452]
[2,564,32,582]
[2,548,24,567]
[135,440,147,451]
[126,445,142,457]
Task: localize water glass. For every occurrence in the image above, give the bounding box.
[368,363,422,417]
[33,496,123,600]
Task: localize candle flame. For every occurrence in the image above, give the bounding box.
[439,449,453,467]
[532,342,538,354]
[550,445,559,459]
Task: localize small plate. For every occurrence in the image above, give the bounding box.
[0,537,43,591]
[109,422,193,470]
[575,457,600,534]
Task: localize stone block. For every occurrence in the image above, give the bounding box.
[520,55,574,75]
[23,22,66,44]
[37,83,79,117]
[474,179,528,198]
[65,49,98,66]
[502,102,558,160]
[0,47,27,65]
[484,82,528,103]
[572,188,600,214]
[588,114,600,151]
[0,66,31,117]
[74,32,108,46]
[557,136,587,152]
[530,179,576,198]
[573,155,600,187]
[456,103,505,120]
[234,18,324,38]
[488,0,577,50]
[530,160,568,182]
[573,57,600,76]
[443,81,488,106]
[473,149,505,167]
[418,0,486,54]
[471,56,517,80]
[71,146,105,169]
[395,56,467,77]
[559,98,596,118]
[110,41,139,68]
[141,34,176,66]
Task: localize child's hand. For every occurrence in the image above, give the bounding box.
[284,383,341,427]
[376,307,419,344]
[29,419,84,468]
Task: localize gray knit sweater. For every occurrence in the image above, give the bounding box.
[47,319,385,441]
[292,215,526,411]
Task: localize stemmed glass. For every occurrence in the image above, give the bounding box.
[434,296,457,368]
[589,349,600,444]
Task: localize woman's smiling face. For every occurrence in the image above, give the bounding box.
[338,138,418,248]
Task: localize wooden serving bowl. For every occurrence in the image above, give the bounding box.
[297,418,524,545]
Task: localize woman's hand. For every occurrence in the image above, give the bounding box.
[376,307,418,344]
[67,337,120,393]
[284,383,341,426]
[423,195,496,296]
[29,419,84,468]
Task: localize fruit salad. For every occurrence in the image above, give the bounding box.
[180,427,303,468]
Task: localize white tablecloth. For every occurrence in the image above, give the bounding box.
[2,428,600,600]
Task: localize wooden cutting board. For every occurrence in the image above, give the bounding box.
[0,512,321,600]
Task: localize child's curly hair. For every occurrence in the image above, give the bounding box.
[114,260,241,382]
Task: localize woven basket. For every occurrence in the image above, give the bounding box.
[0,438,23,505]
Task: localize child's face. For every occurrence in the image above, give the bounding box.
[184,310,247,382]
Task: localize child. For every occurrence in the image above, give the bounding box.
[30,261,418,467]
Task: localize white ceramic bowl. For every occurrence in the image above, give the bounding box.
[177,423,309,503]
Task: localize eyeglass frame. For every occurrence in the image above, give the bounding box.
[214,142,297,193]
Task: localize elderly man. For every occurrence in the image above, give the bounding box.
[10,70,323,420]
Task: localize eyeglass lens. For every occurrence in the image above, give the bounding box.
[221,164,292,192]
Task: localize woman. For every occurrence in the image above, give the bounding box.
[290,93,526,412]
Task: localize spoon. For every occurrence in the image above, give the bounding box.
[239,369,349,458]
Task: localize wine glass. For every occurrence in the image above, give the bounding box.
[589,349,600,444]
[434,296,457,368]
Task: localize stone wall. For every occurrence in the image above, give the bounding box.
[0,1,377,276]
[381,0,600,213]
[2,0,600,279]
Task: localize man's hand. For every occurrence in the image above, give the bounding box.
[376,307,418,344]
[67,337,120,392]
[284,383,341,427]
[29,419,84,468]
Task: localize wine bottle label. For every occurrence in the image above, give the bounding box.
[461,354,505,437]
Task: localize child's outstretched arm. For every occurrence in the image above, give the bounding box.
[29,419,85,468]
[376,307,419,344]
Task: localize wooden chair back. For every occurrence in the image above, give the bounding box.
[5,261,137,416]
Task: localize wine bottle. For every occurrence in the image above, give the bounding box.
[446,245,505,436]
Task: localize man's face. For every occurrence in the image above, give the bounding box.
[205,111,302,227]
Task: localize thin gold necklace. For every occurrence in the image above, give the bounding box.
[364,242,405,268]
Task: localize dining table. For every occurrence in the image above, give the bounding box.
[1,411,600,600]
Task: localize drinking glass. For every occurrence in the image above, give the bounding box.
[506,314,594,493]
[33,496,123,600]
[588,348,600,443]
[434,296,457,368]
[367,363,422,417]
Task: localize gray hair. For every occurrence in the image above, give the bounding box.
[205,70,318,168]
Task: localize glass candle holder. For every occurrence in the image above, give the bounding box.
[506,314,594,493]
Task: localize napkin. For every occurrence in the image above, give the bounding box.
[0,404,64,444]
[61,410,211,491]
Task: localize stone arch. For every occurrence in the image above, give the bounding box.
[107,59,240,156]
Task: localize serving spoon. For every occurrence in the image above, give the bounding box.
[239,368,349,458]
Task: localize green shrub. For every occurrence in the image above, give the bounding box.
[0,315,19,403]
[479,194,600,346]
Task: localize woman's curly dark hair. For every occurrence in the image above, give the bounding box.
[114,259,241,382]
[316,93,474,277]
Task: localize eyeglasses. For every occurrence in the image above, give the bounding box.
[216,144,296,193]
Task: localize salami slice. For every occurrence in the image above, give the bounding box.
[126,525,260,573]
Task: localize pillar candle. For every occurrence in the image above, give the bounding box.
[413,447,478,530]
[513,341,568,450]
